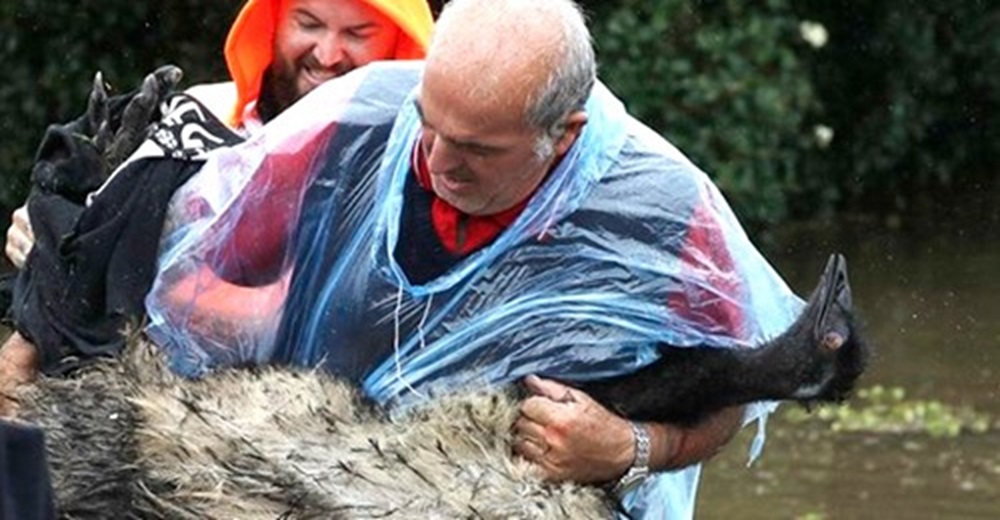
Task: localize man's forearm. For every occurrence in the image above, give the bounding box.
[0,333,39,380]
[646,405,745,471]
[0,332,40,416]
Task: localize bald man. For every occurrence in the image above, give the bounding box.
[148,0,801,517]
[400,0,746,511]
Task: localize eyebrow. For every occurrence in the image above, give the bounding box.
[290,9,321,23]
[289,10,378,32]
[412,99,502,153]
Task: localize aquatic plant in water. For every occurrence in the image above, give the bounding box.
[783,385,992,437]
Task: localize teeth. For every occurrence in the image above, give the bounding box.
[301,69,333,88]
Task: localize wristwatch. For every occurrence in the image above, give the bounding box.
[612,421,651,498]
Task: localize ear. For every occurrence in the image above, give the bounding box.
[552,110,588,157]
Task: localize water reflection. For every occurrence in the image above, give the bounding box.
[699,216,1000,519]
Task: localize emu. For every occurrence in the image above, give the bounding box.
[14,253,869,519]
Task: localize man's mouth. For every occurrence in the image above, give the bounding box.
[297,58,354,96]
[299,67,338,92]
[435,173,474,194]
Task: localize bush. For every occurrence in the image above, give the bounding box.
[583,0,997,225]
[0,1,244,213]
[2,1,995,228]
[793,0,998,215]
[584,0,826,225]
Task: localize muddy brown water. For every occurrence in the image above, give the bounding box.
[698,216,1000,519]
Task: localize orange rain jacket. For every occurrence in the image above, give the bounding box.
[222,0,433,127]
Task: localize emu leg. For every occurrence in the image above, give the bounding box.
[574,253,870,426]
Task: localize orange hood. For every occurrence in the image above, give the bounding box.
[223,0,433,127]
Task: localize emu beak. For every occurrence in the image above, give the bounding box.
[813,253,852,338]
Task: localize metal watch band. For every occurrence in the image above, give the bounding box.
[630,421,651,469]
[612,422,651,498]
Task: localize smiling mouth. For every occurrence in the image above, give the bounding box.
[300,68,337,89]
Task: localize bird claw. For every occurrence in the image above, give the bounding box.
[84,71,109,136]
[101,64,185,172]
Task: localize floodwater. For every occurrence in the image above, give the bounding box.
[698,213,1000,519]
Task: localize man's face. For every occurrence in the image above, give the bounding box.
[271,0,400,110]
[415,67,557,217]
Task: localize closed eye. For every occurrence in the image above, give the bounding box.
[291,10,324,31]
[346,24,380,39]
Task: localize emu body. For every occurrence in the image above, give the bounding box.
[15,254,868,518]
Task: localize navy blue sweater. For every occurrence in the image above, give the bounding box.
[0,421,55,520]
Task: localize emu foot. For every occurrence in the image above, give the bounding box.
[67,65,184,177]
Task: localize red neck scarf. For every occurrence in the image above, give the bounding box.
[411,141,529,255]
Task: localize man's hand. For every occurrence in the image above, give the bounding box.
[514,375,747,486]
[5,205,34,269]
[514,375,635,483]
[0,332,40,417]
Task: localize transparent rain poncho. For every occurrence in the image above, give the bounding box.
[147,61,803,519]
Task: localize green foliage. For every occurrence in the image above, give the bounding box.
[0,0,243,212]
[585,0,823,225]
[784,385,993,437]
[583,0,997,225]
[1,1,995,227]
[794,1,999,215]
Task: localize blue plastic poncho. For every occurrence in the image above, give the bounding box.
[147,61,803,519]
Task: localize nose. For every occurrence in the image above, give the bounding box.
[424,133,462,174]
[313,34,346,68]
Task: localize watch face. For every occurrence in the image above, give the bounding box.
[614,466,650,498]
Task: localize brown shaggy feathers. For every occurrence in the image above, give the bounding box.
[16,338,613,519]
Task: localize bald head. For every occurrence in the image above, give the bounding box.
[427,0,595,138]
[414,0,594,217]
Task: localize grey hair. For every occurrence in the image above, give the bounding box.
[435,0,597,161]
[524,1,596,160]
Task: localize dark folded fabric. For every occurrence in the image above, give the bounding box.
[11,93,242,375]
[0,421,55,520]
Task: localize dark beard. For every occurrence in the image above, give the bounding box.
[257,68,297,123]
[259,59,354,123]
